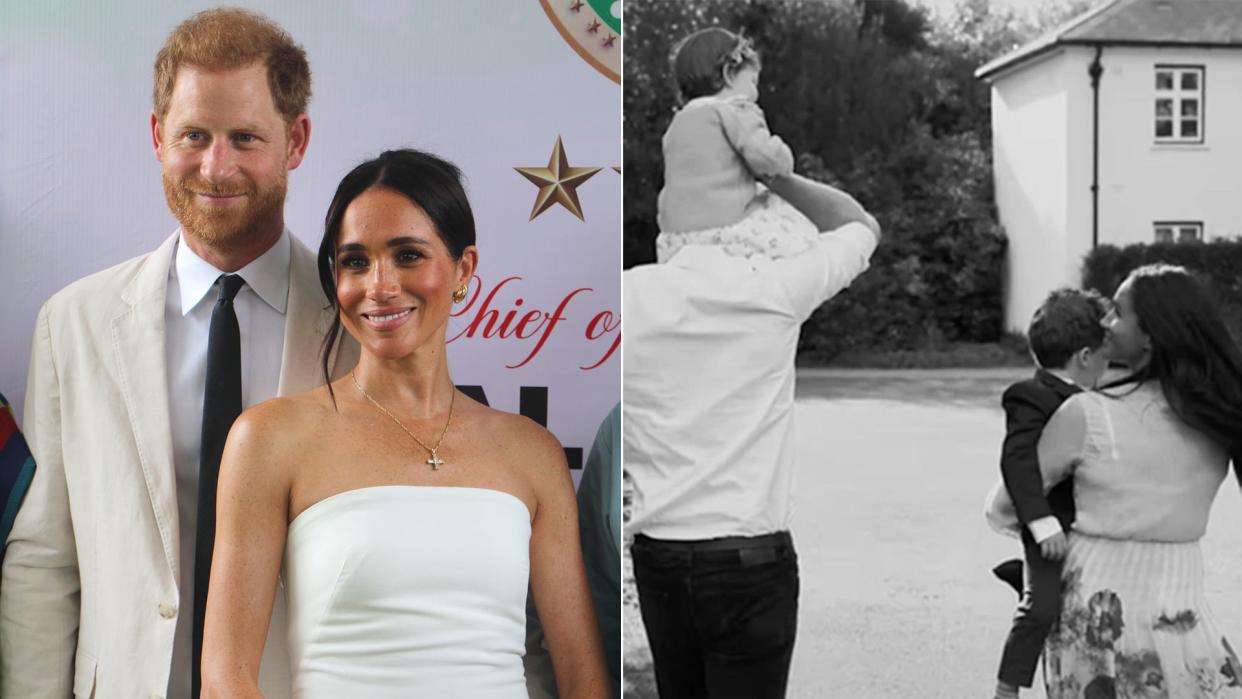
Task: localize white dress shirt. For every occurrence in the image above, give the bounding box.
[623,223,877,540]
[164,229,290,699]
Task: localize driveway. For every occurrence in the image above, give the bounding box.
[624,369,1242,698]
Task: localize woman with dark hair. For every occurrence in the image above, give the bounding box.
[1035,264,1242,697]
[200,149,609,698]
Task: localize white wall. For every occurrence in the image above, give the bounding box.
[0,1,621,469]
[1063,45,1096,298]
[990,49,1076,332]
[1097,46,1242,245]
[992,43,1242,332]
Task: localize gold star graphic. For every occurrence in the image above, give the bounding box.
[569,0,584,11]
[587,19,602,33]
[602,33,617,49]
[515,136,601,222]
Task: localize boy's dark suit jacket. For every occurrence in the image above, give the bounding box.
[1001,369,1080,537]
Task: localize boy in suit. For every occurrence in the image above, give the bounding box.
[991,288,1110,699]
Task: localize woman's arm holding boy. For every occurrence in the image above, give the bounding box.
[1033,396,1090,558]
[999,383,1064,551]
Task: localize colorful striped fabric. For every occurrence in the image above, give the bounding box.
[0,393,35,558]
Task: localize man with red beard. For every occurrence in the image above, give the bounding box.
[1,9,357,699]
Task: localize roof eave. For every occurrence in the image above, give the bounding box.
[1061,37,1242,49]
[977,38,1242,82]
[974,0,1119,82]
[976,42,1061,82]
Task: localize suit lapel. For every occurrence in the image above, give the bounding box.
[277,236,358,396]
[111,233,180,581]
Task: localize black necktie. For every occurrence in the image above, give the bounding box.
[193,273,244,697]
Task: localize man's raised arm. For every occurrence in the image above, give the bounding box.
[768,173,882,242]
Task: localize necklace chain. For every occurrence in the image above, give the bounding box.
[350,370,455,470]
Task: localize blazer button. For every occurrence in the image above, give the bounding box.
[158,603,177,620]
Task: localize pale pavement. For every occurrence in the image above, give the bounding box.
[624,370,1242,698]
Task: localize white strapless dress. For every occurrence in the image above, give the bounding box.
[283,485,532,698]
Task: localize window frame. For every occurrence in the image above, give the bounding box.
[1153,220,1203,244]
[1154,64,1205,144]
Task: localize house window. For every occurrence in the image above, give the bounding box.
[1154,66,1204,143]
[1153,221,1202,244]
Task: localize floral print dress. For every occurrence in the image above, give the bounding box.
[1036,386,1242,698]
[1045,537,1242,698]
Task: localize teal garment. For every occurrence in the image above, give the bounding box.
[577,403,621,694]
[0,393,36,560]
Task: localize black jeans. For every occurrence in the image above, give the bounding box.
[997,531,1064,687]
[631,532,800,699]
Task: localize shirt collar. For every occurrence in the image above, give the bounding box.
[1044,369,1082,389]
[174,228,291,316]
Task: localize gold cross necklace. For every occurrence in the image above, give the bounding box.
[350,370,455,470]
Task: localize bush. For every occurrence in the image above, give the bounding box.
[1082,240,1242,342]
[795,124,1007,363]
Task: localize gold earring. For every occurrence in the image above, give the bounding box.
[453,285,468,303]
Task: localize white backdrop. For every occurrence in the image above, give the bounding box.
[0,0,621,474]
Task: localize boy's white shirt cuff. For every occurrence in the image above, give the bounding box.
[983,480,1021,539]
[1028,516,1063,544]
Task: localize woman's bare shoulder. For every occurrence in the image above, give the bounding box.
[227,388,342,466]
[460,397,567,473]
[1052,391,1093,420]
[242,387,339,429]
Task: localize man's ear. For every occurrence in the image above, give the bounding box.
[151,111,165,161]
[285,114,311,171]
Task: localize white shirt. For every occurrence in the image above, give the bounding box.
[623,223,877,540]
[164,229,290,699]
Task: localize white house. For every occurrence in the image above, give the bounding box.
[976,0,1242,332]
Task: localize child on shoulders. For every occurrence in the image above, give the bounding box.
[656,27,819,263]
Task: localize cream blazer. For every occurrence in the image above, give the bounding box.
[1,232,359,699]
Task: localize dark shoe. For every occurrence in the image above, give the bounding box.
[992,558,1023,596]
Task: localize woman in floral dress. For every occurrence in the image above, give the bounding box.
[1036,264,1242,698]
